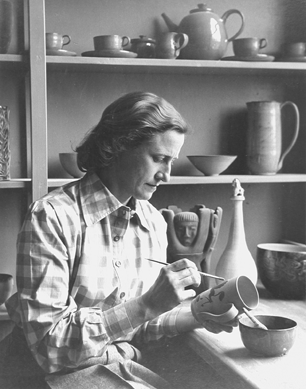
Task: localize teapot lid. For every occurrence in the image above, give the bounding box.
[190,4,212,14]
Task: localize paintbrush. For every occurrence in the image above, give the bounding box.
[242,307,268,330]
[145,258,225,281]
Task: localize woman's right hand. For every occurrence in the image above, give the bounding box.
[141,258,201,318]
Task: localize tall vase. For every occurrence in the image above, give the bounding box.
[0,105,10,180]
[0,1,13,54]
[215,179,258,285]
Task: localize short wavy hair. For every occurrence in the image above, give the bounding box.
[76,91,189,171]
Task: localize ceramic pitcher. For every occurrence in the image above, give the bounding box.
[246,101,299,175]
[156,32,189,59]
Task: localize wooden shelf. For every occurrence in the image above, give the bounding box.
[162,174,306,185]
[0,179,30,189]
[47,174,306,188]
[45,56,306,75]
[0,54,28,70]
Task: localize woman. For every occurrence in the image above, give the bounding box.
[3,92,235,389]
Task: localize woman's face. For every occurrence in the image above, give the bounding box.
[108,130,185,202]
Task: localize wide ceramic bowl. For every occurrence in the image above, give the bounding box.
[59,153,84,178]
[257,243,306,299]
[239,315,297,357]
[187,155,237,176]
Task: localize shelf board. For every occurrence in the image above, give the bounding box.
[166,174,306,185]
[0,54,28,70]
[46,56,306,76]
[0,179,30,188]
[48,174,306,188]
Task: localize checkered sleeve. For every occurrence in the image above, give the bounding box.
[130,305,183,346]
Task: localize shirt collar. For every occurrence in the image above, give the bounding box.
[79,171,150,231]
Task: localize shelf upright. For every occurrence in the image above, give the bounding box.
[27,0,48,201]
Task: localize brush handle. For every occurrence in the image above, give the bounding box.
[145,258,225,281]
[242,307,268,330]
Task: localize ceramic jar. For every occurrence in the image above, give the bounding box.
[130,35,156,58]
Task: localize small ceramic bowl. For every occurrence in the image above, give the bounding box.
[59,153,84,178]
[257,243,306,299]
[187,155,237,176]
[239,315,297,357]
[0,273,14,305]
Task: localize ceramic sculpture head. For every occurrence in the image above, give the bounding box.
[173,211,199,246]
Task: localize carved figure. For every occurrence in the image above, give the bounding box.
[160,204,223,292]
[173,212,199,247]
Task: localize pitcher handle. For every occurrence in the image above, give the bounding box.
[174,33,189,51]
[278,101,300,170]
[222,9,245,42]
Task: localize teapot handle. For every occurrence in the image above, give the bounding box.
[278,101,300,170]
[221,9,245,42]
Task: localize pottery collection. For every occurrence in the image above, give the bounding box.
[161,4,245,60]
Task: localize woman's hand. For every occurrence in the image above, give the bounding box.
[200,316,239,334]
[142,258,201,318]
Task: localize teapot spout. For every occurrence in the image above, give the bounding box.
[161,13,178,32]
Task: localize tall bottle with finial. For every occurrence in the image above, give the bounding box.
[215,179,258,285]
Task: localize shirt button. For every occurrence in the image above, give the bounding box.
[122,210,126,215]
[120,292,125,299]
[114,235,120,242]
[115,260,122,267]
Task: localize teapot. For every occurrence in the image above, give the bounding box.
[161,3,245,60]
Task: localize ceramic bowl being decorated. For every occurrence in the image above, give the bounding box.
[187,155,237,176]
[257,243,306,299]
[59,153,84,178]
[239,315,297,357]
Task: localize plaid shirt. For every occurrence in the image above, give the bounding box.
[6,172,180,373]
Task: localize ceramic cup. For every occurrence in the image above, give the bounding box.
[46,32,71,50]
[232,37,267,57]
[282,42,306,57]
[93,35,130,51]
[191,275,259,324]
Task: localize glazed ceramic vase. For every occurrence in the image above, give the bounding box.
[0,1,13,54]
[0,105,10,180]
[215,179,258,285]
[246,101,299,175]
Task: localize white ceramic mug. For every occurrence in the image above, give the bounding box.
[191,275,259,323]
[46,32,71,50]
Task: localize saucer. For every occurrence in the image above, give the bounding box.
[46,49,77,56]
[81,50,137,58]
[222,54,275,62]
[277,56,306,62]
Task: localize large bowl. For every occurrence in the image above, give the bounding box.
[187,155,237,176]
[239,315,297,357]
[59,153,84,178]
[257,243,306,299]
